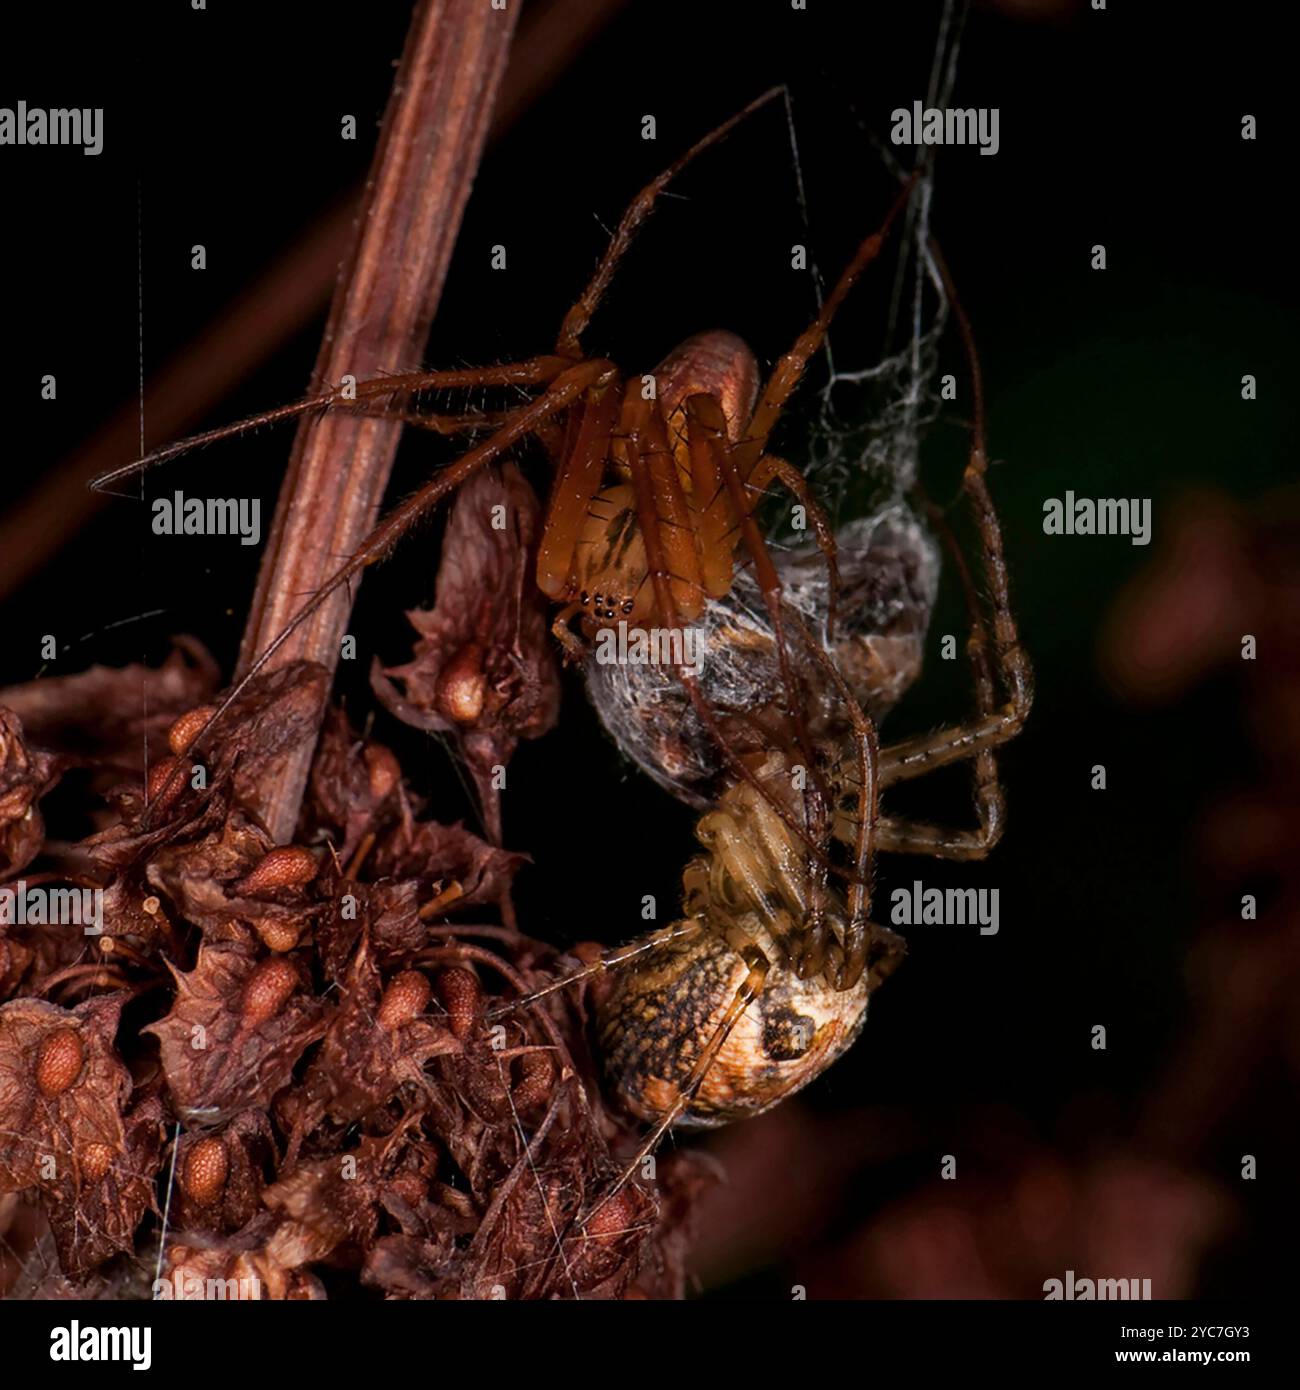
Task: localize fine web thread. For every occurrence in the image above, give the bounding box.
[790,0,967,530]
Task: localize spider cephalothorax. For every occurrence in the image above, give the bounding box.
[537,328,772,648]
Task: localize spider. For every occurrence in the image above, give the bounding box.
[94,91,1031,1222]
[487,242,1032,1216]
[93,87,917,857]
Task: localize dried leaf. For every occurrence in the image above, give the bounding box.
[43,1090,164,1279]
[372,465,560,841]
[143,944,325,1121]
[0,639,219,773]
[0,708,63,876]
[372,819,528,914]
[0,994,132,1198]
[293,942,458,1130]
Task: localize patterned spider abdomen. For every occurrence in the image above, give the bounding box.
[595,916,870,1128]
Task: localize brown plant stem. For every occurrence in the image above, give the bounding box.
[239,0,519,842]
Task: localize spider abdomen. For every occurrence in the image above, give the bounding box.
[595,919,870,1129]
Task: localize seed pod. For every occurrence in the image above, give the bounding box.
[240,956,299,1026]
[377,970,431,1030]
[436,643,487,725]
[436,967,481,1040]
[182,1137,230,1206]
[35,1028,85,1096]
[234,846,317,895]
[511,1050,554,1110]
[146,755,183,806]
[253,918,300,953]
[167,705,216,755]
[584,1188,634,1244]
[80,1142,116,1183]
[363,743,401,802]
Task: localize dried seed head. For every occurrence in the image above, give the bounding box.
[240,956,300,1026]
[182,1137,230,1205]
[80,1142,116,1183]
[436,643,487,725]
[167,704,217,755]
[436,967,481,1040]
[252,918,301,953]
[35,1028,85,1096]
[146,755,183,805]
[234,845,317,895]
[584,1188,635,1244]
[512,1050,555,1110]
[363,743,401,802]
[377,970,431,1030]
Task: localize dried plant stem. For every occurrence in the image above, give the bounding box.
[240,0,519,842]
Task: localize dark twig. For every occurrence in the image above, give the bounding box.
[239,0,519,842]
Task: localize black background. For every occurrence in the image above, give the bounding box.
[0,0,1294,1298]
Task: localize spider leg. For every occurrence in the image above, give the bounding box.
[536,384,623,601]
[734,173,919,476]
[869,487,1004,861]
[635,407,706,617]
[747,451,841,642]
[482,921,703,1022]
[550,603,587,663]
[143,357,616,823]
[616,395,862,898]
[701,404,842,907]
[91,357,571,492]
[849,241,1032,847]
[374,406,521,435]
[930,238,1033,722]
[556,88,784,359]
[776,608,881,989]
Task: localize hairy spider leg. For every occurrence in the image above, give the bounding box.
[863,241,1032,849]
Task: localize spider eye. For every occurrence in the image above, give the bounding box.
[622,599,634,614]
[580,590,589,604]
